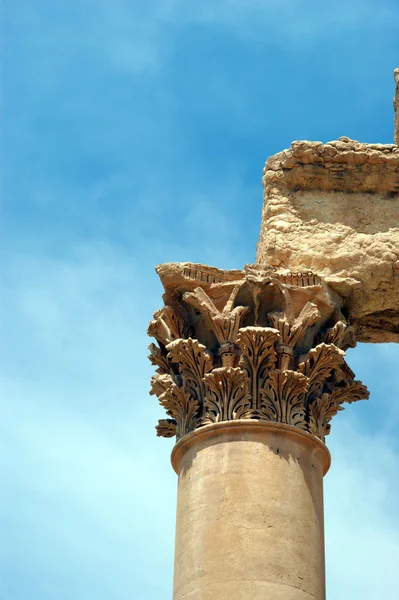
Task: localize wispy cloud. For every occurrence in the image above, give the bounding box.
[326,420,399,598]
[0,245,176,598]
[163,0,398,41]
[2,1,399,598]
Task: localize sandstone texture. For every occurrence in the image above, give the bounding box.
[172,422,329,600]
[149,261,368,444]
[257,137,399,343]
[149,261,368,600]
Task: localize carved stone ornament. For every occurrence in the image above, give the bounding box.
[148,262,369,443]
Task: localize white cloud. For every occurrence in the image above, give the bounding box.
[0,243,176,598]
[325,419,399,598]
[2,242,398,599]
[2,2,399,598]
[160,0,397,43]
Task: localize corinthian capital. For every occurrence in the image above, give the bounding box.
[148,262,369,443]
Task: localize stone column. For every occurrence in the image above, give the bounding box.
[172,421,329,600]
[394,68,399,145]
[148,262,368,600]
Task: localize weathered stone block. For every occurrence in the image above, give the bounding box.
[257,137,399,343]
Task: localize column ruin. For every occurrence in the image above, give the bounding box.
[147,70,399,600]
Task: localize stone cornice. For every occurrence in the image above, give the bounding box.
[263,137,399,194]
[148,262,369,445]
[156,261,323,294]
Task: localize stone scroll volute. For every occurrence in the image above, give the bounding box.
[148,262,369,443]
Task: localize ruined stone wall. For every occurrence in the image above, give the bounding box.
[257,138,399,343]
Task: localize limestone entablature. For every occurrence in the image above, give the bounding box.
[258,136,399,343]
[148,262,368,444]
[263,137,399,193]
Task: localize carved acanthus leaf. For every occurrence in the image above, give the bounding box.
[166,338,213,401]
[319,320,356,350]
[161,305,191,339]
[260,370,308,430]
[319,320,345,345]
[308,393,341,440]
[183,286,215,316]
[329,380,370,405]
[148,343,176,377]
[211,308,250,345]
[269,302,320,349]
[298,343,345,402]
[156,419,177,438]
[150,373,174,398]
[204,367,252,423]
[147,314,170,346]
[147,305,189,346]
[149,262,368,444]
[308,380,368,440]
[183,285,248,345]
[158,383,200,440]
[237,327,280,410]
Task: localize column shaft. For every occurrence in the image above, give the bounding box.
[171,421,330,600]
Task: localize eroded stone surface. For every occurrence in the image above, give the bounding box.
[172,422,328,600]
[148,262,368,443]
[257,137,399,343]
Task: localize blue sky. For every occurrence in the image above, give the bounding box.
[1,1,399,598]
